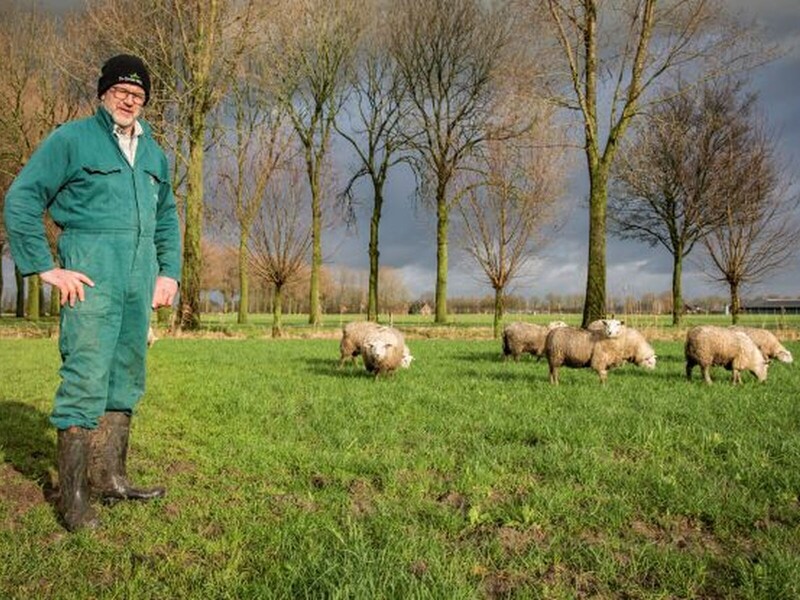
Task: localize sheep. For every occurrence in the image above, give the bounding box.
[545,324,656,384]
[729,326,793,364]
[501,320,567,361]
[339,321,382,367]
[685,325,768,384]
[362,326,412,378]
[587,318,624,338]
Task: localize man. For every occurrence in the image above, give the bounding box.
[4,54,181,531]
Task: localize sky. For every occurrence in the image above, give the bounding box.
[334,0,800,303]
[3,0,799,306]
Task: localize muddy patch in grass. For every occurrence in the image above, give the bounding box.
[0,463,49,527]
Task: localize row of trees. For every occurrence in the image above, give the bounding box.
[0,0,794,337]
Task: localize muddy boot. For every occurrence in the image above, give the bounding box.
[89,412,165,502]
[57,427,100,531]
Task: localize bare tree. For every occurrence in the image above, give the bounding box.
[77,0,260,329]
[458,118,566,338]
[610,79,744,325]
[390,0,517,324]
[216,59,293,324]
[699,101,800,324]
[248,166,313,337]
[260,0,365,326]
[0,4,87,320]
[336,2,410,322]
[527,0,768,327]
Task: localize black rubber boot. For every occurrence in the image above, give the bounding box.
[57,427,100,531]
[89,412,165,502]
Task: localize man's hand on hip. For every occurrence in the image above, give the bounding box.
[40,268,95,307]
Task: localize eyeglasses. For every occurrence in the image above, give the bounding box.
[109,86,146,105]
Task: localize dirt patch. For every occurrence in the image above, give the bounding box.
[348,478,377,517]
[629,515,721,555]
[0,463,48,527]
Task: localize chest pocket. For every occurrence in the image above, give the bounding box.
[77,164,125,214]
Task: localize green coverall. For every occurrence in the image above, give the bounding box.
[4,107,181,430]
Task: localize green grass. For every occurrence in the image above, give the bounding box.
[1,334,799,598]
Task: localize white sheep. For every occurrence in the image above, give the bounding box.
[502,320,567,361]
[339,321,382,367]
[587,318,624,338]
[362,326,412,378]
[545,324,656,384]
[729,326,793,364]
[685,325,768,384]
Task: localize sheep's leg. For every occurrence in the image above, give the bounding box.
[702,365,712,384]
[685,360,695,381]
[549,365,559,385]
[597,369,608,384]
[732,369,741,385]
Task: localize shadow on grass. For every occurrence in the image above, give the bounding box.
[452,350,511,364]
[302,356,376,379]
[0,400,57,507]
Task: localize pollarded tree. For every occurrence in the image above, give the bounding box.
[458,115,566,338]
[216,58,293,324]
[260,0,366,326]
[336,1,410,322]
[609,79,745,325]
[699,98,800,324]
[247,166,313,337]
[390,0,517,324]
[527,0,767,327]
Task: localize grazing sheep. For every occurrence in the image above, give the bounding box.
[545,325,656,384]
[729,326,793,364]
[685,326,768,384]
[502,320,567,361]
[362,326,411,378]
[587,318,624,338]
[339,321,382,367]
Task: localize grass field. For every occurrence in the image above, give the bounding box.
[1,322,799,598]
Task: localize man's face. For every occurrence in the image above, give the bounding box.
[101,83,145,131]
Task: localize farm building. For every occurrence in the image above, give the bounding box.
[742,298,800,315]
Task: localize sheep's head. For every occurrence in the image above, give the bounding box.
[601,319,623,338]
[640,354,657,369]
[366,339,393,360]
[547,320,568,330]
[776,348,793,364]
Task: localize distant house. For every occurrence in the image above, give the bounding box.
[408,301,432,316]
[742,298,800,315]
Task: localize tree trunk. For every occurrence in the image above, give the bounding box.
[308,160,322,327]
[238,232,249,324]
[273,283,283,338]
[49,287,60,317]
[15,266,24,317]
[26,275,39,321]
[435,188,449,324]
[367,188,383,322]
[582,163,608,328]
[179,115,205,331]
[672,252,683,326]
[729,281,740,324]
[493,287,503,339]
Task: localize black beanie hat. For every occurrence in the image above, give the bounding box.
[97,54,151,105]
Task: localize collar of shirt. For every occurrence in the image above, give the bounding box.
[113,120,143,165]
